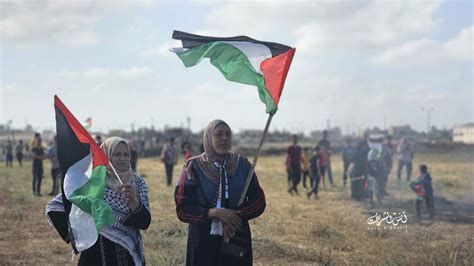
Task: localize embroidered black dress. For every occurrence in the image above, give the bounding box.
[175,156,266,266]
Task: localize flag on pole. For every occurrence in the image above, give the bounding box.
[54,95,114,252]
[83,117,92,130]
[171,30,295,114]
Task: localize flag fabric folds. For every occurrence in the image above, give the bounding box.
[171,30,295,114]
[54,95,114,252]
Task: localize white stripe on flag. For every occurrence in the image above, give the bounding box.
[223,41,272,74]
[64,152,93,198]
[63,151,98,251]
[69,204,98,251]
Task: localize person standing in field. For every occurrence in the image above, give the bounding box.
[175,120,265,265]
[161,137,179,186]
[47,136,61,196]
[350,132,370,200]
[307,146,322,199]
[397,138,415,184]
[95,135,103,146]
[379,140,392,196]
[46,137,151,264]
[318,130,334,187]
[130,141,139,173]
[341,138,354,188]
[409,164,434,219]
[15,139,24,167]
[5,140,13,167]
[286,134,302,195]
[318,146,330,187]
[184,143,193,161]
[31,137,46,196]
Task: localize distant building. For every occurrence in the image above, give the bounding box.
[453,123,474,144]
[388,125,419,140]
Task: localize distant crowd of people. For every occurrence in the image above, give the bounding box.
[284,130,434,217]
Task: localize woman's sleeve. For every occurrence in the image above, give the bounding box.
[123,203,151,229]
[124,176,151,230]
[175,167,210,224]
[45,194,70,243]
[235,172,266,221]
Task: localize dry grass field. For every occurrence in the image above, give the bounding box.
[1,151,473,265]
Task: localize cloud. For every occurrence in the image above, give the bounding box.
[372,26,474,66]
[0,0,154,46]
[58,66,154,80]
[140,40,182,57]
[200,0,441,55]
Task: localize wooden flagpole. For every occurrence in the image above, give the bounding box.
[238,112,274,206]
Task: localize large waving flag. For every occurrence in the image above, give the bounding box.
[171,30,295,114]
[54,96,114,252]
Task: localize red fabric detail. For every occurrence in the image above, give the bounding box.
[319,150,329,167]
[177,208,207,223]
[176,170,187,203]
[54,96,108,167]
[260,48,296,106]
[185,151,193,161]
[415,184,425,196]
[239,193,265,215]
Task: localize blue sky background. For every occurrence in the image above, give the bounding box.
[1,0,472,134]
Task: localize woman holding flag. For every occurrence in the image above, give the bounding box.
[175,120,266,266]
[46,136,151,265]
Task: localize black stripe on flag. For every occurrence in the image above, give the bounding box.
[172,30,292,57]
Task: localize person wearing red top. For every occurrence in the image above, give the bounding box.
[286,135,302,195]
[318,146,330,187]
[184,144,193,161]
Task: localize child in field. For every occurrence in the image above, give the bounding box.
[307,146,321,199]
[409,164,434,218]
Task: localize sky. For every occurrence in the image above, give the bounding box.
[1,0,473,134]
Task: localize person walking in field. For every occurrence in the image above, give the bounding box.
[350,132,370,200]
[307,146,322,199]
[5,140,13,167]
[286,135,302,195]
[318,130,334,187]
[161,137,179,186]
[15,139,24,167]
[31,137,46,196]
[47,136,61,196]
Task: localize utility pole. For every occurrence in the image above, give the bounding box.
[421,107,434,133]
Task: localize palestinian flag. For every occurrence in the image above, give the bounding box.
[171,30,295,114]
[83,117,92,130]
[54,96,114,252]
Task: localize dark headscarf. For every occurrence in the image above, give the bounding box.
[185,120,239,183]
